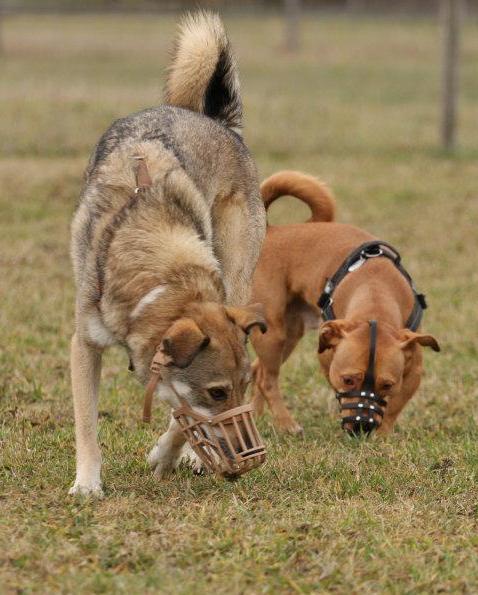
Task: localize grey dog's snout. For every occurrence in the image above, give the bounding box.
[218,437,234,459]
[218,433,253,459]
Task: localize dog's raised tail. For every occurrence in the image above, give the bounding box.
[260,171,335,223]
[164,11,242,133]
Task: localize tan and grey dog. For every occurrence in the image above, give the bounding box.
[69,12,266,496]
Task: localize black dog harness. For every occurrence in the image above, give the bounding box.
[318,241,428,433]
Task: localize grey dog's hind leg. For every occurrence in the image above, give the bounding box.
[211,192,266,306]
[69,333,103,497]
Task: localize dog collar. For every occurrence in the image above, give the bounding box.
[318,241,427,332]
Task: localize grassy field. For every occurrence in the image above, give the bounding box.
[1,11,478,594]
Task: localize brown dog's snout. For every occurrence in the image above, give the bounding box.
[343,416,377,436]
[338,394,385,435]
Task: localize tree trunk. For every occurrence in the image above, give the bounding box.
[441,0,464,151]
[284,0,301,53]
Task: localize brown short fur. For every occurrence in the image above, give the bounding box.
[250,171,439,435]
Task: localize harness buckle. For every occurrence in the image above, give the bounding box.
[348,257,365,272]
[417,293,427,310]
[348,246,383,273]
[318,288,333,311]
[361,246,383,259]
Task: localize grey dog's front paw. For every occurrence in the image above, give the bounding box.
[147,444,176,479]
[175,443,207,475]
[147,440,206,479]
[68,480,104,498]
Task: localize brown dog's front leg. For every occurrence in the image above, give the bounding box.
[259,365,303,435]
[252,320,304,435]
[250,358,266,416]
[69,332,103,496]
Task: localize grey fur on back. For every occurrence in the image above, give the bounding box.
[71,11,264,317]
[74,105,261,292]
[86,106,248,188]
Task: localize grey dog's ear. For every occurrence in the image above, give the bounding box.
[159,318,210,368]
[226,303,268,335]
[318,320,355,353]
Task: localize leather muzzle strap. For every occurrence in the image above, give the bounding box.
[142,348,188,423]
[142,348,164,423]
[96,157,152,302]
[363,319,377,393]
[143,371,161,423]
[336,320,387,431]
[134,156,153,192]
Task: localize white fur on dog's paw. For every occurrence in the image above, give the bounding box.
[147,444,161,468]
[176,443,207,475]
[147,444,175,479]
[68,480,104,498]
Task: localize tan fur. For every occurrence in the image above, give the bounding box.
[69,13,265,496]
[250,171,439,435]
[260,170,336,223]
[164,12,241,133]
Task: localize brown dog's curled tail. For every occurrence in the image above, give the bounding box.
[260,170,335,222]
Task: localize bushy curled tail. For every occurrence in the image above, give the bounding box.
[260,171,336,223]
[164,11,242,133]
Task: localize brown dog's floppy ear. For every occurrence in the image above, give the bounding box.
[159,318,210,368]
[399,330,440,352]
[226,303,267,335]
[318,320,352,353]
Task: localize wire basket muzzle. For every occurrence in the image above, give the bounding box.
[173,403,266,478]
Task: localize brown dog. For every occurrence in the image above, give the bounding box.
[250,171,439,435]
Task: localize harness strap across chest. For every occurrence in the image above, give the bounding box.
[318,241,427,331]
[133,156,153,192]
[96,157,152,301]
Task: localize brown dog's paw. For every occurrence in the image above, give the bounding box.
[375,423,393,436]
[276,417,304,436]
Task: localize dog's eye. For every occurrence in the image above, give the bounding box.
[208,387,229,401]
[382,382,394,392]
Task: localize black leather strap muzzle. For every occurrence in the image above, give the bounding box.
[336,320,387,435]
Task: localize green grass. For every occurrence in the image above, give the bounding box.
[1,11,478,594]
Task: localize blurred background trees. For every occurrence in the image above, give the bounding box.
[0,1,474,13]
[0,0,473,150]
